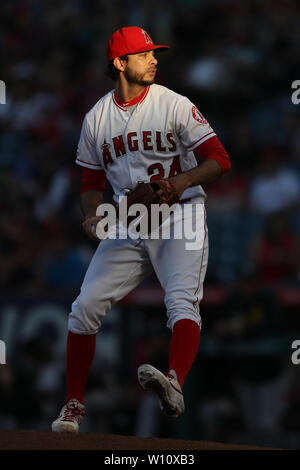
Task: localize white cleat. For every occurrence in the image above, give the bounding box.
[51,398,85,433]
[137,364,185,418]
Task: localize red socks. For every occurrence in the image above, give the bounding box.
[65,331,96,404]
[168,319,200,388]
[65,319,199,404]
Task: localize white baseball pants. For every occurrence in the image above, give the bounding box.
[68,200,209,334]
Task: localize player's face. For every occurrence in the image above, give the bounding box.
[123,50,158,86]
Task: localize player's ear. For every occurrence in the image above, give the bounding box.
[113,57,127,73]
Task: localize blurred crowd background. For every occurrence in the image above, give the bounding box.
[1,0,300,449]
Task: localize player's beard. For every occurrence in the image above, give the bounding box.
[124,66,156,86]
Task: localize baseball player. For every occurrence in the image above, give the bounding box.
[52,26,231,433]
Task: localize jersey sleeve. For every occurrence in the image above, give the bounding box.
[175,98,216,151]
[80,167,106,194]
[75,115,103,170]
[194,135,231,173]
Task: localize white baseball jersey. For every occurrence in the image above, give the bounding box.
[76,84,216,202]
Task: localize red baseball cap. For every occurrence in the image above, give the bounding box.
[107,26,170,61]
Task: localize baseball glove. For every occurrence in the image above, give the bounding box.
[124,179,181,233]
[127,179,180,207]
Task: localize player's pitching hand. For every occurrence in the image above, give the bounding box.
[82,216,102,241]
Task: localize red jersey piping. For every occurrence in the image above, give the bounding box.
[113,86,150,111]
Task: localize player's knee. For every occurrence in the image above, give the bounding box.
[68,288,110,334]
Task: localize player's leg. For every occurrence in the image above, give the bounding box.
[52,237,153,432]
[69,237,152,334]
[66,237,152,400]
[138,200,208,417]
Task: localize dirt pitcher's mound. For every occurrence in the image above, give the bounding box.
[0,431,277,450]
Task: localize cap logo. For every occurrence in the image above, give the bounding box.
[141,29,153,45]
